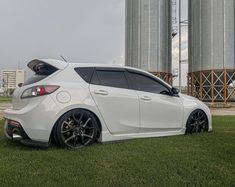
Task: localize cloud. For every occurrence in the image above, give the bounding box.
[172,28,188,62]
[172,28,188,86]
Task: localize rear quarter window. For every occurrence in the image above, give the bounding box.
[74,67,94,83]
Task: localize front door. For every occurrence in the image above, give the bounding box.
[127,71,183,132]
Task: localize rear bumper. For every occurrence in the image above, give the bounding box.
[4,119,29,140]
[3,95,60,143]
[4,119,49,148]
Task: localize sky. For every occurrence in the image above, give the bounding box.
[172,0,188,86]
[0,0,125,68]
[0,0,188,86]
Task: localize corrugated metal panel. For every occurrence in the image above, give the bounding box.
[125,0,172,74]
[189,0,235,72]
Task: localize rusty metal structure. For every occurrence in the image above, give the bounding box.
[125,0,172,84]
[188,0,235,102]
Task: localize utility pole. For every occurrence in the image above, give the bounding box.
[6,73,9,96]
[172,0,178,38]
[178,0,188,92]
[179,0,182,91]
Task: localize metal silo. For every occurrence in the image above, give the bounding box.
[188,0,235,102]
[125,0,172,84]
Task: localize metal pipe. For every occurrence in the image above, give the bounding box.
[12,133,22,141]
[179,0,182,91]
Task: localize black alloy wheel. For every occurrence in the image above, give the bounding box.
[54,109,99,148]
[186,109,209,134]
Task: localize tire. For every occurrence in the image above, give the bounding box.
[54,109,100,148]
[186,109,209,134]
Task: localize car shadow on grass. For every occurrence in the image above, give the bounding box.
[1,136,106,151]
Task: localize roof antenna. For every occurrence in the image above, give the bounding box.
[60,55,68,63]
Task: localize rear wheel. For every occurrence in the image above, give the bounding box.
[186,109,208,134]
[54,109,99,148]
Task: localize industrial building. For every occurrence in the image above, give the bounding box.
[125,0,235,103]
[0,69,26,94]
[188,0,235,102]
[125,0,172,84]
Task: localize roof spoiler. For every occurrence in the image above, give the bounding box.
[27,59,68,73]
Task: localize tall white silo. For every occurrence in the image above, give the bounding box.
[188,0,235,102]
[125,0,172,84]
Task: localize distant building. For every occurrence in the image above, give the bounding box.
[0,69,26,91]
[0,87,4,96]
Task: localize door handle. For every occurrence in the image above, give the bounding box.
[94,90,109,96]
[141,96,152,101]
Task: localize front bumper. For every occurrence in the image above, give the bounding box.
[4,119,49,148]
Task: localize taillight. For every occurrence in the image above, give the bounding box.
[21,85,60,99]
[8,120,21,128]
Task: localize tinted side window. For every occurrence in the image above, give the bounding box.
[74,67,94,83]
[128,72,169,94]
[91,71,100,85]
[95,70,128,89]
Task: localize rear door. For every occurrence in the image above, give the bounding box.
[89,68,140,135]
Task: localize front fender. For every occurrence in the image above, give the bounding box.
[179,94,212,132]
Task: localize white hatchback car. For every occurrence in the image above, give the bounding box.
[4,59,212,148]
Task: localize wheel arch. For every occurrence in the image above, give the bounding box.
[187,108,209,123]
[50,107,103,143]
[183,106,208,125]
[185,108,209,134]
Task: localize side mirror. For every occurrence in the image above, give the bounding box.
[18,83,23,87]
[171,87,179,95]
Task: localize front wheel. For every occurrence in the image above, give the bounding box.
[54,109,100,148]
[186,109,209,134]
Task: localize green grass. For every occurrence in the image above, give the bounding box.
[0,96,12,103]
[0,117,234,187]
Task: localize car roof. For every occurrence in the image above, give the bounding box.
[32,58,134,69]
[67,62,147,73]
[32,59,172,87]
[68,62,172,88]
[31,59,152,73]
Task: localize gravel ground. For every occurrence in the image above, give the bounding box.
[210,107,235,116]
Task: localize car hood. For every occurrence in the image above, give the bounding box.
[179,93,198,102]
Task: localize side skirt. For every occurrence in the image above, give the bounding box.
[100,129,186,143]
